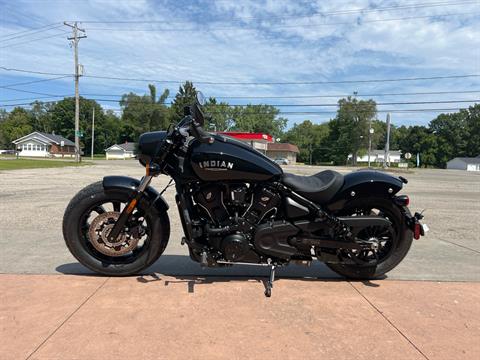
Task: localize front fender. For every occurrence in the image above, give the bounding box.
[102,175,169,213]
[327,170,404,211]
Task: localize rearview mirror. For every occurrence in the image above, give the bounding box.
[196,91,206,106]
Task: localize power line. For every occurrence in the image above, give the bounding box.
[2,90,480,103]
[0,31,71,49]
[78,1,477,24]
[0,87,61,97]
[0,22,62,39]
[0,24,65,42]
[0,75,72,88]
[2,66,479,86]
[102,107,473,115]
[81,73,480,86]
[86,12,477,32]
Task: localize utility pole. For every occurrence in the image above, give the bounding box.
[64,21,86,162]
[91,107,95,159]
[384,113,391,168]
[367,116,373,168]
[309,142,312,165]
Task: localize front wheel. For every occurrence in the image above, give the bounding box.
[63,181,170,276]
[326,197,413,280]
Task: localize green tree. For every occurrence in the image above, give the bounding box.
[465,104,480,157]
[429,111,468,167]
[170,81,198,123]
[120,84,170,140]
[326,97,377,165]
[230,104,287,138]
[284,120,329,164]
[48,97,121,155]
[0,107,33,149]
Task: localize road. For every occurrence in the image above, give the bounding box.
[0,160,479,281]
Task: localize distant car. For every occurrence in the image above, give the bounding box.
[274,158,289,165]
[0,150,15,155]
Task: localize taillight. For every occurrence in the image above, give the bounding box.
[414,223,421,240]
[394,195,410,206]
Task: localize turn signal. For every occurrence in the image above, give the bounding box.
[394,195,410,206]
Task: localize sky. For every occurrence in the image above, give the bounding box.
[0,0,479,128]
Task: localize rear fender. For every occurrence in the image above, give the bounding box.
[102,175,169,214]
[327,170,404,212]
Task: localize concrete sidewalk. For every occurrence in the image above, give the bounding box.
[1,275,479,360]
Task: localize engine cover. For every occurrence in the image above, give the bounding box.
[254,221,298,259]
[222,234,250,261]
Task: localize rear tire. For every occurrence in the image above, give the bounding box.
[326,197,413,280]
[63,181,170,276]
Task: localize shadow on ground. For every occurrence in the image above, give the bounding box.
[56,255,383,293]
[56,254,341,279]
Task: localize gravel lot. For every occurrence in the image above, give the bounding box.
[0,160,479,280]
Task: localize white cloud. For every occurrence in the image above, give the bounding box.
[0,0,479,126]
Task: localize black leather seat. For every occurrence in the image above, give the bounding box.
[282,170,344,204]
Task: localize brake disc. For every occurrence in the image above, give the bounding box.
[88,211,140,257]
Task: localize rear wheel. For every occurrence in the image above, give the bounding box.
[63,181,170,276]
[326,197,413,280]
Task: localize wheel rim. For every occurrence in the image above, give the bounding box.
[79,198,152,264]
[340,205,398,266]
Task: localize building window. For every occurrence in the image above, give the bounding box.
[28,144,32,151]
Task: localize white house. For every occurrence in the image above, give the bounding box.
[348,150,402,164]
[446,157,480,171]
[105,142,136,160]
[12,132,76,158]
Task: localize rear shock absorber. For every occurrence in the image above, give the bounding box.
[317,210,352,238]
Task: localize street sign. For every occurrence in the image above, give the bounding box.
[75,130,84,137]
[405,152,412,159]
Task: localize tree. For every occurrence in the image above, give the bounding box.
[0,107,33,149]
[202,98,234,131]
[48,97,121,155]
[230,104,287,138]
[120,84,170,140]
[429,111,468,167]
[284,120,329,164]
[465,104,480,157]
[326,97,377,165]
[170,81,197,123]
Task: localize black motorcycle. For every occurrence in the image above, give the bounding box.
[63,92,427,296]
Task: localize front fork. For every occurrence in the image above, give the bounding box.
[107,175,153,242]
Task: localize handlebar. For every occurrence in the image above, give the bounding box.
[190,119,213,144]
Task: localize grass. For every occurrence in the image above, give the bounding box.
[0,158,90,171]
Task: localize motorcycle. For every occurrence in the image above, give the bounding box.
[63,92,427,297]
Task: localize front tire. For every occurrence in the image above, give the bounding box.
[63,181,170,276]
[326,197,413,280]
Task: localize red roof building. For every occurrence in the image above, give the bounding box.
[218,131,299,164]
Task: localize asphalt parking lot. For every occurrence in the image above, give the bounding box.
[1,160,479,360]
[0,160,479,280]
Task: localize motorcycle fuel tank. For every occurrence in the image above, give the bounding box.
[190,134,283,181]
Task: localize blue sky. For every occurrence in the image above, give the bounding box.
[0,0,479,128]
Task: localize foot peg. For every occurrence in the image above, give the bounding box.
[264,265,276,298]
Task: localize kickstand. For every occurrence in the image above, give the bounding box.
[264,265,276,297]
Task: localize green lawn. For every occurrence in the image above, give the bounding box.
[0,158,89,171]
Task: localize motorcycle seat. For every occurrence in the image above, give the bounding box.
[282,170,344,204]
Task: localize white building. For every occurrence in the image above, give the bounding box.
[105,142,136,160]
[446,157,480,171]
[12,132,76,158]
[348,150,402,164]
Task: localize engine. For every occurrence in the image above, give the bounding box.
[192,183,281,262]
